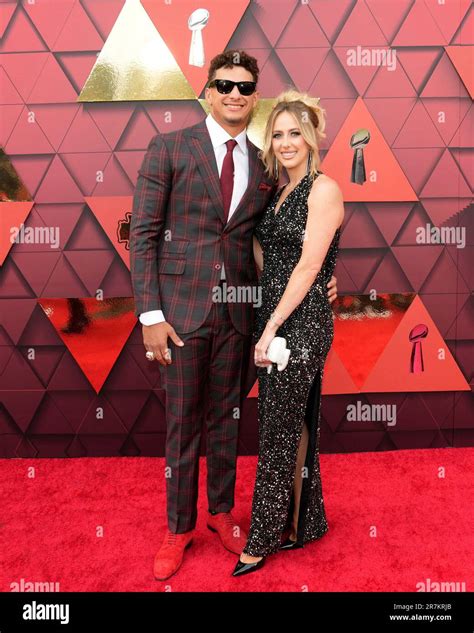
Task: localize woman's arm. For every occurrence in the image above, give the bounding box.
[253,235,264,273]
[268,177,343,328]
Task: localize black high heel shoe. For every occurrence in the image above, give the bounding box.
[279,536,303,550]
[232,556,265,577]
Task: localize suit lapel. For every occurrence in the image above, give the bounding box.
[186,122,225,224]
[186,121,264,227]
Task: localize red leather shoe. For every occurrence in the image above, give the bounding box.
[153,529,194,580]
[207,511,247,555]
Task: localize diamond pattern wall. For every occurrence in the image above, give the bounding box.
[1,0,472,457]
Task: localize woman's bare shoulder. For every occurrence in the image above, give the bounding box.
[310,172,343,200]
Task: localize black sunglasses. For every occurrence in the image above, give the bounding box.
[208,79,257,96]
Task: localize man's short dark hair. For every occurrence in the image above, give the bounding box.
[207,50,259,84]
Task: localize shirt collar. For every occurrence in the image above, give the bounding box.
[205,113,248,155]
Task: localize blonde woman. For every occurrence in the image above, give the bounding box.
[233,91,344,576]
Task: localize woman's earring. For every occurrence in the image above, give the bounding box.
[307,150,313,174]
[274,156,279,180]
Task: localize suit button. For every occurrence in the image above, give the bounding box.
[222,234,228,240]
[214,263,221,270]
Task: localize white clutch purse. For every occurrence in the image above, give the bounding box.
[266,337,291,373]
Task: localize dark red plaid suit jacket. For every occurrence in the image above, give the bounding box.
[130,120,277,335]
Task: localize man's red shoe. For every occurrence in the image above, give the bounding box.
[207,512,247,554]
[153,529,194,580]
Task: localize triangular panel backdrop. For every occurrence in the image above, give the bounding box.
[0,0,472,457]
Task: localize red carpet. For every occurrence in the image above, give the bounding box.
[1,448,473,592]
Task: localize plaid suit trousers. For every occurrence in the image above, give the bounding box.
[161,289,253,533]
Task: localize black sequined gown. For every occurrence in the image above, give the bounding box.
[243,171,341,557]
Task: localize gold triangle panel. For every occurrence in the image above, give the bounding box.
[78,0,195,102]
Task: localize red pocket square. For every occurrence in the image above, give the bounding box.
[258,182,272,191]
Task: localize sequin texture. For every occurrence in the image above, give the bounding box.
[243,171,341,557]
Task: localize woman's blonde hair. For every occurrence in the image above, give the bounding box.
[261,89,326,180]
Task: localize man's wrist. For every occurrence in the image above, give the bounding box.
[139,309,165,326]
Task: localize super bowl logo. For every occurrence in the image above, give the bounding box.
[117,212,132,250]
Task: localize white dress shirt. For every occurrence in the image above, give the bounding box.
[139,113,249,326]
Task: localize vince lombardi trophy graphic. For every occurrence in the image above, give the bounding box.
[188,9,209,67]
[350,128,370,185]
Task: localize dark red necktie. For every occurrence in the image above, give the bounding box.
[220,139,237,223]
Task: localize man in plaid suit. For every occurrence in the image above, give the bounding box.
[130,50,337,580]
